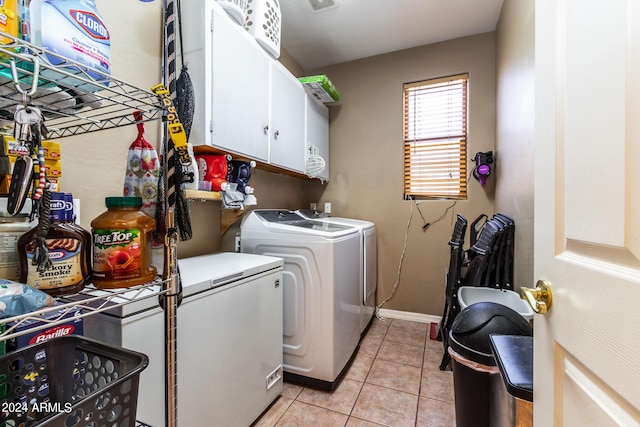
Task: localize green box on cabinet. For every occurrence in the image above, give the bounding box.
[298,75,342,103]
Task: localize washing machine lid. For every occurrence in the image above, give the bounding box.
[296,209,328,219]
[317,216,375,230]
[245,210,358,237]
[65,253,282,318]
[295,210,375,230]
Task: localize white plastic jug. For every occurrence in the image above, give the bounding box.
[30,0,111,90]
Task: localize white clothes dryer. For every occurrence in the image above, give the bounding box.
[240,209,361,390]
[297,210,377,336]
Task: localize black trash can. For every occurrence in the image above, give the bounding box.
[448,301,533,427]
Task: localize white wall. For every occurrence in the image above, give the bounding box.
[311,34,497,315]
[495,0,536,289]
[62,1,163,229]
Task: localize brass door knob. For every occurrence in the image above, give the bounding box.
[520,279,553,314]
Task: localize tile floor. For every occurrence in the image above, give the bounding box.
[254,317,456,427]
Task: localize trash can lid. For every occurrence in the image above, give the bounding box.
[490,334,533,402]
[449,301,533,366]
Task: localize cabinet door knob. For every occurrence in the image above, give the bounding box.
[263,125,269,134]
[274,130,279,139]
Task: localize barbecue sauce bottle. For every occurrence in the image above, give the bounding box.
[18,192,91,296]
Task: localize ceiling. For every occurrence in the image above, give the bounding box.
[278,0,505,71]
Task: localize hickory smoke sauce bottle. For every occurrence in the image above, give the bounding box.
[91,197,157,289]
[18,192,91,296]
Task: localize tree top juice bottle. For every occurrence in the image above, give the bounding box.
[91,197,157,289]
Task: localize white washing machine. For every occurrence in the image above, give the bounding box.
[297,210,377,336]
[240,209,361,391]
[77,252,284,427]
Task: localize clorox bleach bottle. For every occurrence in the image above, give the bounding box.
[30,0,111,85]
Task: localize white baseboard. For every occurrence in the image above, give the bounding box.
[376,308,441,325]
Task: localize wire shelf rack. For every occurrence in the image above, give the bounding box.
[0,32,162,139]
[0,33,171,427]
[0,280,168,342]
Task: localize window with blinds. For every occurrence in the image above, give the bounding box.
[403,74,468,199]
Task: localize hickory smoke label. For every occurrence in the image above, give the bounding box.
[25,238,85,290]
[70,9,110,40]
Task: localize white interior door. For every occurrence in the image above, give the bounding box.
[534,1,640,426]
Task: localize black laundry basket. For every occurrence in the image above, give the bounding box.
[448,302,533,427]
[0,335,148,426]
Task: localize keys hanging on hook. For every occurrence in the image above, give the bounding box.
[10,55,43,143]
[7,55,45,218]
[13,104,43,144]
[8,107,42,216]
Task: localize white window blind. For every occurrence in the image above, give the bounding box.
[403,74,468,199]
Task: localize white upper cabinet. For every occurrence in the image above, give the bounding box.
[182,0,328,179]
[306,97,330,181]
[269,61,306,173]
[183,0,270,161]
[209,6,271,162]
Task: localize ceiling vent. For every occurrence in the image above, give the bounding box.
[307,0,339,13]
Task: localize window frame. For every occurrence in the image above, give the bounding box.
[403,73,469,200]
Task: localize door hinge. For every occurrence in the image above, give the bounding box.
[275,279,280,288]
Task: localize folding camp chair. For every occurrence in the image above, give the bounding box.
[438,214,467,370]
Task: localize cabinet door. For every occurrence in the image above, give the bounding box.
[269,62,306,173]
[306,97,330,181]
[211,7,270,162]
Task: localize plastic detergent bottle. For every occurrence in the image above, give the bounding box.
[29,0,111,80]
[18,192,91,296]
[91,197,157,289]
[197,154,233,192]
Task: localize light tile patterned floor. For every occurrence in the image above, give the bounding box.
[254,318,456,427]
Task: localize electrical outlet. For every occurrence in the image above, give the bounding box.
[266,365,283,390]
[324,202,332,214]
[310,202,317,210]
